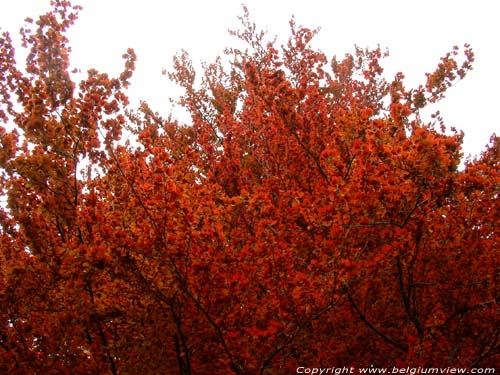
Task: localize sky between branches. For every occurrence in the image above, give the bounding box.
[1,0,498,159]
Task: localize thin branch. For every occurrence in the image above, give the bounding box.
[399,196,428,228]
[397,257,423,337]
[260,299,339,373]
[471,328,500,368]
[172,299,191,375]
[85,282,118,375]
[290,129,330,183]
[343,155,356,181]
[345,288,408,353]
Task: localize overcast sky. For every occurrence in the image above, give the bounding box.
[1,1,498,159]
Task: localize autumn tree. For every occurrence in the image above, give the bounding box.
[1,2,499,374]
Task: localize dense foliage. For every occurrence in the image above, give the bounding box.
[1,1,499,374]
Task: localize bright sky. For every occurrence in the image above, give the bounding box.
[1,0,498,159]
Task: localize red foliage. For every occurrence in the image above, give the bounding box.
[1,2,498,374]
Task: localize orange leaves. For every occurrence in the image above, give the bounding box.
[0,128,17,166]
[119,48,137,88]
[2,2,500,374]
[424,44,474,104]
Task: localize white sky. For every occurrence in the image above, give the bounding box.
[1,0,498,159]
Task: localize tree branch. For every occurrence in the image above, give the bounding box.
[345,288,408,353]
[260,298,339,373]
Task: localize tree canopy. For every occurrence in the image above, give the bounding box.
[0,1,499,374]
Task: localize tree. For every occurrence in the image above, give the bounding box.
[1,1,498,374]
